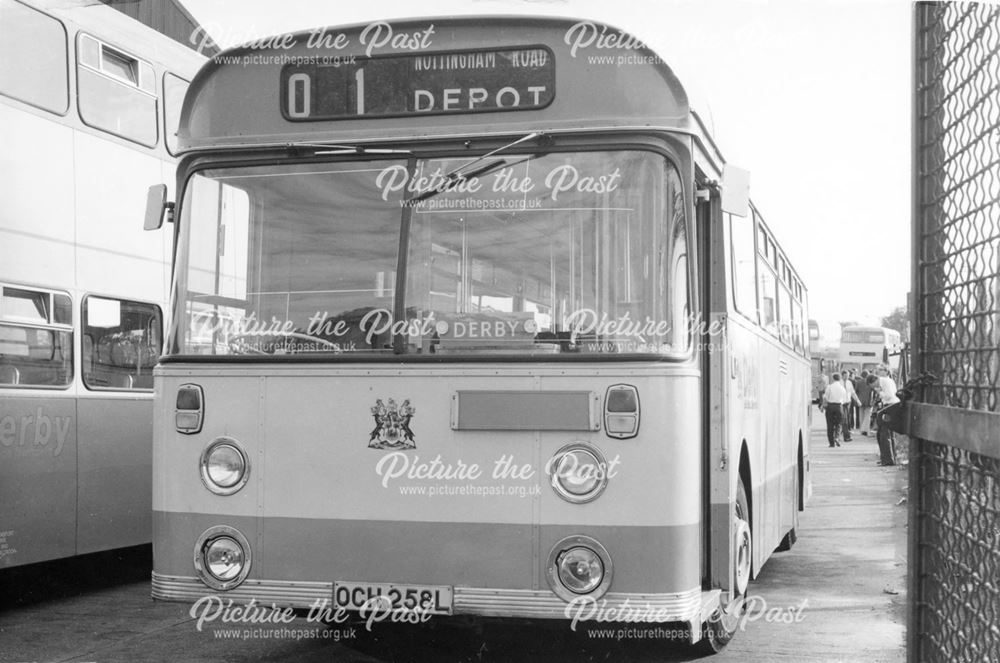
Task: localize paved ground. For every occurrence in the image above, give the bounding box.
[716,420,908,663]
[0,418,907,662]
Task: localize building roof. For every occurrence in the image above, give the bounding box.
[100,0,218,55]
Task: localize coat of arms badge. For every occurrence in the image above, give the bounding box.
[368,398,416,450]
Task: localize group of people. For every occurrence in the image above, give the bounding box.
[819,365,899,466]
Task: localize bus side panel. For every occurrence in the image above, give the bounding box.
[727,316,803,575]
[0,104,75,289]
[722,315,759,578]
[74,131,168,299]
[76,395,152,554]
[0,394,77,567]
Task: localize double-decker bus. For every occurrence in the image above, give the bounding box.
[0,0,203,568]
[838,325,902,373]
[147,16,811,650]
[808,319,839,402]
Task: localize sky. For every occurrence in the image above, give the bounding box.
[180,0,912,332]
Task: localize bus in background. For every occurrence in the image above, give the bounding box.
[0,0,204,568]
[808,319,821,356]
[808,319,840,402]
[838,325,903,373]
[146,17,810,652]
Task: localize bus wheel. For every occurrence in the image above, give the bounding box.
[776,463,799,552]
[733,479,752,596]
[698,478,752,653]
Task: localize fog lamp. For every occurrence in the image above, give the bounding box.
[205,536,244,581]
[194,526,252,591]
[545,535,613,602]
[557,546,604,594]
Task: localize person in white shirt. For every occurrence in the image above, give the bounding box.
[822,373,849,447]
[869,365,899,465]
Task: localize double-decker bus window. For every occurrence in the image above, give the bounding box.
[82,296,161,390]
[163,72,189,155]
[0,0,68,114]
[0,285,72,387]
[728,212,757,319]
[76,34,157,147]
[842,329,884,344]
[173,151,690,358]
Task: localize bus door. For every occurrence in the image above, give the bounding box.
[704,165,754,608]
[699,177,734,604]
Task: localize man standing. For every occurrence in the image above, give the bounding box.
[823,373,849,448]
[870,366,900,465]
[842,370,859,440]
[851,370,865,427]
[856,370,875,435]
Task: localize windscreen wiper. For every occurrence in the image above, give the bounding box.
[441,131,544,182]
[407,132,546,204]
[286,142,413,155]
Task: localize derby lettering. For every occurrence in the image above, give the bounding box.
[0,408,70,457]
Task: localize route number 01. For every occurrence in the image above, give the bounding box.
[287,70,366,118]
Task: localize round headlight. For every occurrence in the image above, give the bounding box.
[194,525,252,591]
[546,535,614,602]
[205,536,244,581]
[200,437,250,495]
[557,546,604,594]
[548,443,610,503]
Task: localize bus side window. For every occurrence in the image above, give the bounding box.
[0,0,69,114]
[777,282,793,347]
[757,258,778,336]
[728,213,757,320]
[82,296,162,391]
[0,286,73,388]
[163,72,190,155]
[76,33,158,147]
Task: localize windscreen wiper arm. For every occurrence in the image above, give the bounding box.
[441,131,544,182]
[286,142,413,155]
[407,133,546,204]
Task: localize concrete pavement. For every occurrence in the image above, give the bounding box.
[716,419,908,662]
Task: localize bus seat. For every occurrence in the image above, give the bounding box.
[83,334,95,378]
[107,372,135,389]
[0,364,20,385]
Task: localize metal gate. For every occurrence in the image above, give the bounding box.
[911,3,1000,661]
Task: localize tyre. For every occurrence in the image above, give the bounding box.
[697,477,752,653]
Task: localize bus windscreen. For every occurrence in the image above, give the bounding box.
[171,150,691,358]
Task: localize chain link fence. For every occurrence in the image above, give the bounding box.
[911,3,1000,662]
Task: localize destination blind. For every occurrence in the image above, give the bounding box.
[281,46,554,120]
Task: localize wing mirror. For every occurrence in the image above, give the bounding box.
[144,184,174,231]
[720,164,750,217]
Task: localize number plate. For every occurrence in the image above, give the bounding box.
[333,581,454,615]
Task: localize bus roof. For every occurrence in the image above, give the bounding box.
[177,16,696,152]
